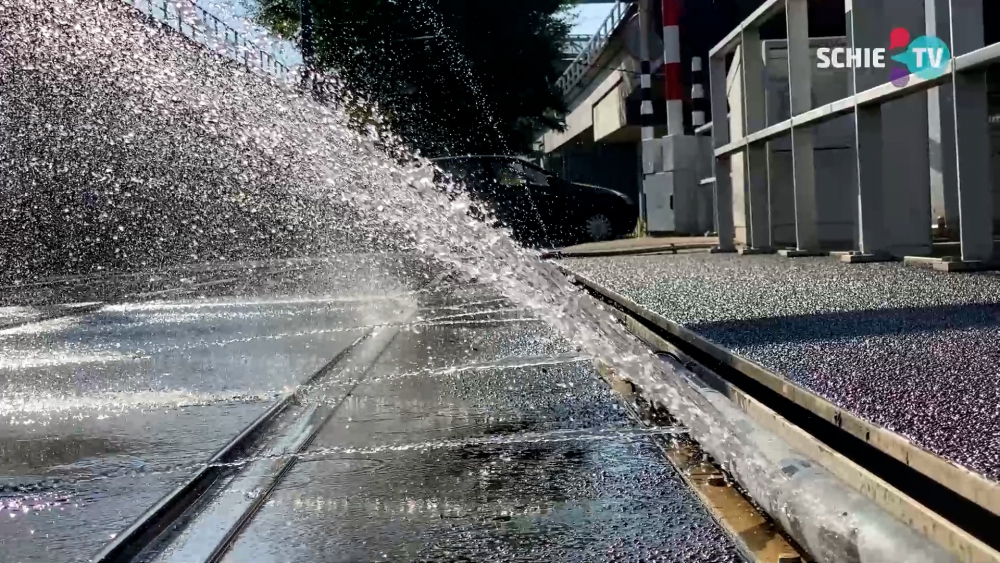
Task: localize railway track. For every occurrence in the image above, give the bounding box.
[84,260,1000,563]
[89,325,411,563]
[567,270,1000,563]
[87,267,444,563]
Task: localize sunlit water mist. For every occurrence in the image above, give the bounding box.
[1,0,397,281]
[0,4,761,561]
[0,0,710,433]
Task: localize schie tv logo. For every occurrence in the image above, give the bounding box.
[816,28,951,87]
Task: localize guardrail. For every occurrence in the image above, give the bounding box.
[563,34,593,57]
[707,0,998,260]
[556,0,633,96]
[122,0,294,80]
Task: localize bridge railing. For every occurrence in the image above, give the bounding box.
[122,0,294,81]
[556,0,632,96]
[562,34,592,58]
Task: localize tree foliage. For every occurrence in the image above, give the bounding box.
[250,0,572,157]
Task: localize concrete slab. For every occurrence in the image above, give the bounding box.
[559,252,1000,486]
[777,249,829,257]
[547,235,718,258]
[833,251,896,264]
[904,255,1000,272]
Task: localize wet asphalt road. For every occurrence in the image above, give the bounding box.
[0,256,418,562]
[562,252,1000,482]
[0,256,741,563]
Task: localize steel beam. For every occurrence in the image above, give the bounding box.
[709,53,735,251]
[786,0,819,251]
[948,0,993,262]
[741,28,771,250]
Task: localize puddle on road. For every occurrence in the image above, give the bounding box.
[223,438,738,563]
[0,402,268,562]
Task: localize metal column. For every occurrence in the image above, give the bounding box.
[710,54,736,251]
[949,0,994,262]
[639,0,656,142]
[847,0,889,256]
[785,0,820,252]
[741,27,772,251]
[887,0,932,257]
[855,105,887,254]
[927,0,960,236]
[638,0,655,234]
[662,0,685,136]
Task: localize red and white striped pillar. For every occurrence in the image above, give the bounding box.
[661,0,684,136]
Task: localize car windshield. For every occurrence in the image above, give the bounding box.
[490,159,550,188]
[520,162,551,186]
[490,160,527,187]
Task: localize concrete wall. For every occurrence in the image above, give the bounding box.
[544,47,638,152]
[725,39,857,248]
[594,78,633,142]
[763,39,856,248]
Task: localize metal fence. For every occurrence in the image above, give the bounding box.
[122,0,294,80]
[562,34,592,58]
[708,0,998,264]
[556,1,634,96]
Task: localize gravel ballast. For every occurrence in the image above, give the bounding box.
[562,252,1000,481]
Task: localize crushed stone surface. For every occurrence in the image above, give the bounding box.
[562,252,1000,481]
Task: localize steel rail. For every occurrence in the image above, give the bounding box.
[195,326,407,563]
[90,333,369,563]
[92,270,447,562]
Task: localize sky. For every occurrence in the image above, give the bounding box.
[566,3,619,37]
[187,0,622,68]
[193,0,302,66]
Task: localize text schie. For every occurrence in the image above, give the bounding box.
[816,48,886,69]
[817,47,949,70]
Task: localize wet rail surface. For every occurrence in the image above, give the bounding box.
[175,287,741,563]
[1,256,421,562]
[1,257,745,563]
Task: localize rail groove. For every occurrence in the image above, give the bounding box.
[596,356,809,563]
[90,333,369,563]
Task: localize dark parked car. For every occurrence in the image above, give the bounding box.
[431,155,638,247]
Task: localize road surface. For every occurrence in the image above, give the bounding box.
[0,255,742,562]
